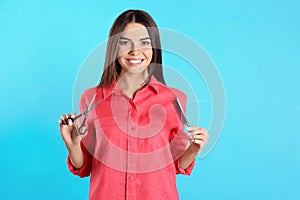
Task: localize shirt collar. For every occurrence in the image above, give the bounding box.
[102,81,117,100]
[147,75,162,94]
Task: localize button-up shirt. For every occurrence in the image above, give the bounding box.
[67,76,195,200]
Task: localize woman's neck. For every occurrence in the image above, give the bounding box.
[117,70,149,99]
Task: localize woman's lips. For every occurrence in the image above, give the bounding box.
[126,59,144,66]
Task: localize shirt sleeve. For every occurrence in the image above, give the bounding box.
[66,88,96,178]
[169,127,195,175]
[66,142,93,178]
[174,157,195,175]
[169,88,195,175]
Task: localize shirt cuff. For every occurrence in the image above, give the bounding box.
[174,158,195,175]
[66,144,92,178]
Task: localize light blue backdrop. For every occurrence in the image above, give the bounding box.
[0,0,299,199]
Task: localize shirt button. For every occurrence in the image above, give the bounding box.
[115,89,122,95]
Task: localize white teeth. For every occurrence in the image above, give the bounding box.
[128,59,143,64]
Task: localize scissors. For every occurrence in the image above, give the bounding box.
[64,94,102,135]
[173,97,191,127]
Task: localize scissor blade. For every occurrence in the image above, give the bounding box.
[88,98,103,111]
[173,98,190,127]
[72,94,97,121]
[72,113,83,121]
[87,94,97,112]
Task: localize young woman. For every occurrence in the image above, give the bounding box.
[59,9,209,200]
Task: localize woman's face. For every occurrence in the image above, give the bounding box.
[117,23,153,76]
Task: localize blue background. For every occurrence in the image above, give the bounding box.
[1,0,299,199]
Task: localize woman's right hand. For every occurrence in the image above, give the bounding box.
[58,113,82,150]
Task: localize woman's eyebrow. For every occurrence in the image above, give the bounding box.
[120,37,131,41]
[140,37,151,41]
[119,37,151,41]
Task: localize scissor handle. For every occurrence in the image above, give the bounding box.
[78,125,87,135]
[77,116,87,135]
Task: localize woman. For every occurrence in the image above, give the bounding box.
[59,9,209,200]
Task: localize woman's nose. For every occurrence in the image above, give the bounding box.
[129,49,139,55]
[128,43,141,55]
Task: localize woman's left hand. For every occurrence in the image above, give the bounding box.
[187,126,209,153]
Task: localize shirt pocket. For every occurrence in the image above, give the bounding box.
[94,117,118,142]
[94,117,128,172]
[94,117,125,151]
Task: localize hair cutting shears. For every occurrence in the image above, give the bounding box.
[173,97,191,127]
[64,94,102,135]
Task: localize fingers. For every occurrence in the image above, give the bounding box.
[71,112,76,118]
[71,113,79,128]
[59,113,77,126]
[58,114,66,126]
[187,126,209,145]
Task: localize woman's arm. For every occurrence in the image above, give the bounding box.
[179,126,209,169]
[59,113,84,169]
[68,142,84,169]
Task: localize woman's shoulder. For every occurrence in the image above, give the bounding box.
[166,86,187,105]
[150,76,186,101]
[80,86,104,102]
[152,82,187,105]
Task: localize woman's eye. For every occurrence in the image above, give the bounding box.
[141,41,151,46]
[119,40,130,45]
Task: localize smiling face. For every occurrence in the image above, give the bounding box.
[117,23,153,76]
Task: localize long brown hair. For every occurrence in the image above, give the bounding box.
[98,9,165,87]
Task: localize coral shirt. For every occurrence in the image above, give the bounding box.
[67,76,195,200]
